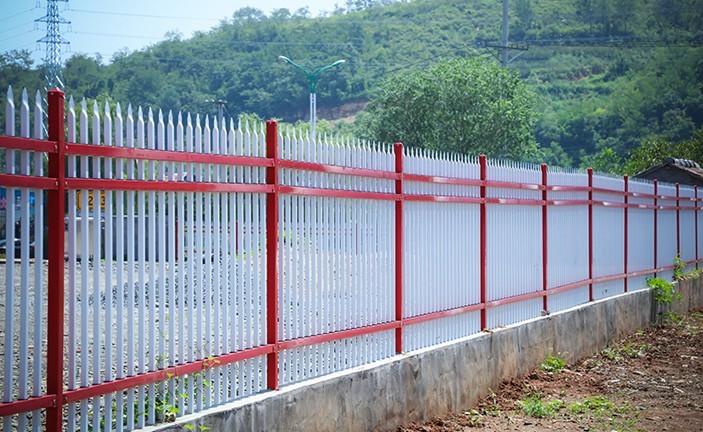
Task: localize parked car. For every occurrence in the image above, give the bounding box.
[0,238,39,258]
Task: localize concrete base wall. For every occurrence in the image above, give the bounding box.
[149,277,703,432]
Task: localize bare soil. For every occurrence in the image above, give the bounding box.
[398,310,703,432]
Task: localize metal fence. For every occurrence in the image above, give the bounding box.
[1,87,701,431]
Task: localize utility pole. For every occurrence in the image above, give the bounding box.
[36,0,71,90]
[206,99,227,128]
[483,0,527,66]
[501,0,509,67]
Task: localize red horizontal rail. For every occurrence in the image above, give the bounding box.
[485,179,543,191]
[278,185,399,201]
[404,194,483,205]
[0,174,58,190]
[594,201,628,209]
[549,199,591,206]
[0,136,57,153]
[278,321,400,350]
[279,159,401,181]
[63,345,274,404]
[403,303,485,327]
[546,185,590,192]
[66,178,274,194]
[66,142,274,167]
[486,197,543,206]
[0,395,56,417]
[404,173,482,187]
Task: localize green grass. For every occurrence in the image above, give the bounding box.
[540,355,566,373]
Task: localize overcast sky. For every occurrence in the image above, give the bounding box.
[1,0,343,64]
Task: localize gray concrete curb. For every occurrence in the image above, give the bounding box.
[148,277,702,432]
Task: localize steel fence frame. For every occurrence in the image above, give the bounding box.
[0,88,701,431]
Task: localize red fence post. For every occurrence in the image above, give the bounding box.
[394,143,404,354]
[654,180,658,277]
[541,164,548,313]
[587,168,593,302]
[46,89,66,432]
[265,120,279,390]
[479,155,487,329]
[676,183,681,258]
[624,175,629,293]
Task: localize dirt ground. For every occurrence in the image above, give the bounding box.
[398,310,703,432]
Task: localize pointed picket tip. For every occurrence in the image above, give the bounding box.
[6,85,13,100]
[21,87,28,101]
[68,95,75,109]
[81,98,87,111]
[115,102,122,116]
[104,100,111,115]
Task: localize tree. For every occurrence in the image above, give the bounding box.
[579,147,623,174]
[624,128,703,175]
[354,58,539,160]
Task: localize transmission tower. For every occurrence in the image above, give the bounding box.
[35,0,71,89]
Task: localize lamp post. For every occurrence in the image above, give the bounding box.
[278,56,345,141]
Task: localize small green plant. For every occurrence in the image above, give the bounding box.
[601,347,622,362]
[540,355,566,373]
[663,311,683,325]
[462,409,484,427]
[648,277,681,305]
[602,342,648,362]
[673,255,685,280]
[481,388,501,416]
[518,393,564,418]
[567,395,629,417]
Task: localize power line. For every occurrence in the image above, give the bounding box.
[0,8,36,24]
[68,8,222,22]
[0,21,38,36]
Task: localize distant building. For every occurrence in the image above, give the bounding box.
[634,158,703,187]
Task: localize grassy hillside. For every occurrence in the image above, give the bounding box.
[1,0,701,166]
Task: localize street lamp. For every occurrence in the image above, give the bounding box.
[278,55,345,141]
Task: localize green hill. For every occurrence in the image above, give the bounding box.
[2,0,701,167]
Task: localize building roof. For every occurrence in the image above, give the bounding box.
[634,158,703,187]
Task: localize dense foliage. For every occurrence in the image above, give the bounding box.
[355,58,539,159]
[1,0,701,171]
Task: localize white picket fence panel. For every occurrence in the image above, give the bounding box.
[0,86,700,430]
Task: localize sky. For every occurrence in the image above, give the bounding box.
[0,0,342,65]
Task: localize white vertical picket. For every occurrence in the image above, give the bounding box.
[65,95,78,432]
[17,87,30,431]
[3,86,16,432]
[114,102,125,432]
[167,111,178,411]
[103,100,115,432]
[136,105,147,429]
[30,90,44,432]
[185,113,196,414]
[126,104,137,430]
[77,98,90,431]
